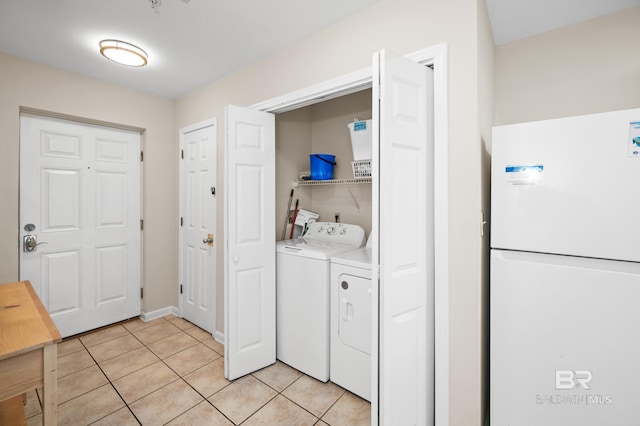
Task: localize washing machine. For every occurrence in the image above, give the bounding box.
[330,241,373,401]
[276,221,365,382]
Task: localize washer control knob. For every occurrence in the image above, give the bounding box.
[317,226,324,233]
[327,226,335,235]
[339,228,346,235]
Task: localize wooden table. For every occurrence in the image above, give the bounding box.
[0,280,62,425]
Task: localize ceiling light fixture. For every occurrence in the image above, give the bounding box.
[99,39,148,67]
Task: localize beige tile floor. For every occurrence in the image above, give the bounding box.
[24,315,370,425]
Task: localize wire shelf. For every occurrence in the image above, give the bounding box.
[293,177,372,187]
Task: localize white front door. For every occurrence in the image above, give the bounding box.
[224,105,276,380]
[373,50,435,425]
[20,114,141,338]
[180,119,217,333]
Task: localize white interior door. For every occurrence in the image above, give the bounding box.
[373,50,435,425]
[180,120,217,333]
[20,114,141,338]
[224,105,276,380]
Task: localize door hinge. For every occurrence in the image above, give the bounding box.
[180,284,183,294]
[140,151,144,162]
[140,219,144,230]
[140,288,144,298]
[180,217,183,227]
[181,149,184,159]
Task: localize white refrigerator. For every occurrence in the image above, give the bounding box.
[490,108,640,426]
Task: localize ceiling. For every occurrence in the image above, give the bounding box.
[1,0,639,100]
[486,0,640,45]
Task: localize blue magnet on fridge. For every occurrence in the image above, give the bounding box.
[505,165,544,173]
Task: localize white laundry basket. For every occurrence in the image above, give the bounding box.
[347,119,372,161]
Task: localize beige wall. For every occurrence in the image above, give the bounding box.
[495,6,640,125]
[176,0,484,423]
[308,89,373,235]
[276,89,373,239]
[0,52,178,314]
[275,107,313,239]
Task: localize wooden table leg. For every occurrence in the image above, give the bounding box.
[42,344,57,425]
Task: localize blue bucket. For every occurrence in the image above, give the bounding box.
[310,154,336,180]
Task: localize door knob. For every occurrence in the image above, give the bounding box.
[23,235,47,252]
[203,233,214,246]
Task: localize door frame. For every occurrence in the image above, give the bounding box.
[178,117,218,333]
[249,43,450,425]
[18,106,146,322]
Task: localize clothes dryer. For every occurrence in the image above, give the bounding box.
[330,246,372,401]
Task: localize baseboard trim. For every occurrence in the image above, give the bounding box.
[140,305,179,322]
[212,330,224,344]
[140,306,224,345]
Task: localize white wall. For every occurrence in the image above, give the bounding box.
[176,0,485,423]
[0,52,178,314]
[495,6,640,125]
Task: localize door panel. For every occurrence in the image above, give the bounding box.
[42,250,81,314]
[236,268,264,350]
[375,50,435,425]
[96,244,128,303]
[96,171,127,227]
[224,105,275,380]
[20,114,140,337]
[41,168,81,231]
[180,120,217,333]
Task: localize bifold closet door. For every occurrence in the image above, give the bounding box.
[374,49,435,425]
[224,105,276,380]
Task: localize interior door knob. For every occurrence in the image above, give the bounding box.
[202,233,214,246]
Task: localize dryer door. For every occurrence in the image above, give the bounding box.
[338,273,372,355]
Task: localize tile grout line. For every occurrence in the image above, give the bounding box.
[251,372,323,424]
[48,316,357,425]
[109,317,227,425]
[79,324,144,426]
[142,317,239,425]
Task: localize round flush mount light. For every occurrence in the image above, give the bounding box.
[99,39,148,67]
